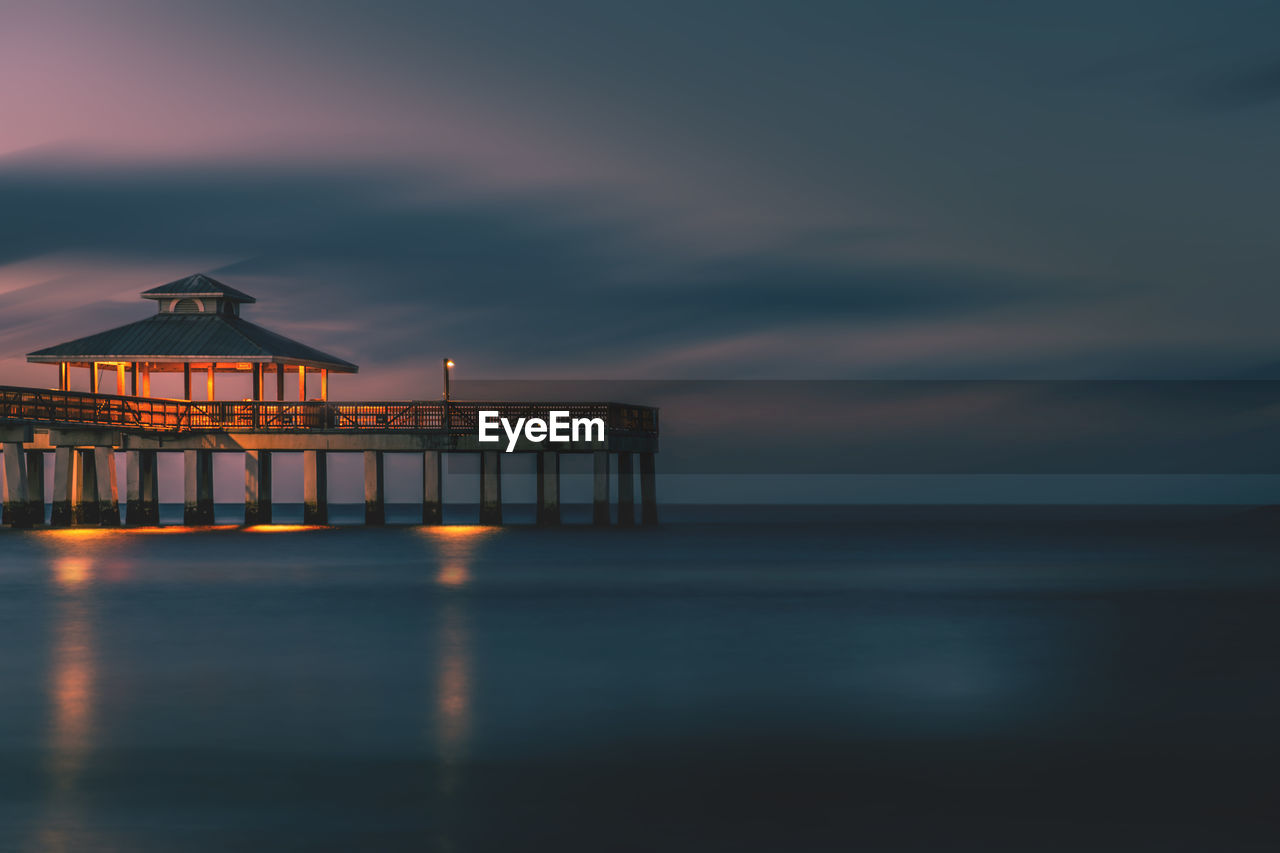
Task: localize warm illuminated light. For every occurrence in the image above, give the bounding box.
[445,360,455,368]
[419,525,497,587]
[243,524,331,533]
[52,557,93,589]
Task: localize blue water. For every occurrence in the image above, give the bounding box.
[0,506,1278,851]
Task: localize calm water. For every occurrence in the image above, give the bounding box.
[0,506,1278,852]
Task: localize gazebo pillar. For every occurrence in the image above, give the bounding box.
[298,365,306,401]
[207,365,215,400]
[182,363,192,400]
[90,362,99,394]
[131,362,138,395]
[116,364,126,395]
[141,364,151,397]
[251,364,262,401]
[276,364,285,401]
[321,369,328,401]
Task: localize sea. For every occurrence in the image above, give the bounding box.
[0,505,1277,852]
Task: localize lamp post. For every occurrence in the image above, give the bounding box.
[442,358,454,432]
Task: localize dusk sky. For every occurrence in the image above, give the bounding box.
[3,0,1280,500]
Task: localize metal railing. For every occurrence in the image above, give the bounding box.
[0,386,658,436]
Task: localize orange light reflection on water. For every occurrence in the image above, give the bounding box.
[418,525,498,588]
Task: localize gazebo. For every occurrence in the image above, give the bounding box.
[26,274,358,401]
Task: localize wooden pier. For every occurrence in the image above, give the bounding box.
[0,387,659,527]
[1,274,659,528]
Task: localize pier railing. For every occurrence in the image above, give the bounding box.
[0,386,658,436]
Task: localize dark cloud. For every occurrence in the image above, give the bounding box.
[0,155,1069,376]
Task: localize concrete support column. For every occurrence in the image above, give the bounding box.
[127,450,160,526]
[617,452,635,527]
[94,448,120,526]
[2,443,33,527]
[640,452,658,526]
[303,450,328,525]
[73,449,100,525]
[184,450,215,525]
[51,447,74,527]
[592,450,610,526]
[26,450,45,526]
[537,451,560,526]
[364,450,386,525]
[422,451,442,525]
[244,451,273,526]
[479,451,502,525]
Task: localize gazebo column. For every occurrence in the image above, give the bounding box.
[183,363,192,400]
[131,362,138,396]
[141,364,151,397]
[303,450,328,524]
[90,362,99,395]
[321,369,328,401]
[59,362,69,391]
[364,450,385,525]
[207,365,215,400]
[126,450,160,525]
[94,447,120,526]
[616,452,635,527]
[537,451,560,526]
[422,451,442,525]
[251,364,262,401]
[592,450,610,526]
[184,449,214,525]
[640,452,659,525]
[72,449,100,525]
[244,450,273,525]
[298,365,306,401]
[276,364,285,401]
[115,364,126,395]
[479,451,501,525]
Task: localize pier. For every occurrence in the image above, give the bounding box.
[1,275,658,528]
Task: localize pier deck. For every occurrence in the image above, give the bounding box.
[1,386,659,528]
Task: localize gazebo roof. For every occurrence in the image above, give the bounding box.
[27,276,358,373]
[141,273,256,303]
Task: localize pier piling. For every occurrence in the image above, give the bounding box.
[127,450,160,526]
[364,450,385,525]
[480,450,502,525]
[617,452,635,527]
[640,452,658,525]
[423,451,442,525]
[303,450,328,525]
[593,450,610,526]
[537,451,560,526]
[244,451,272,525]
[184,450,214,525]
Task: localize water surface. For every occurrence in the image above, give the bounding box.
[1,506,1277,851]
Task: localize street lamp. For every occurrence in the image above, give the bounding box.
[443,358,454,401]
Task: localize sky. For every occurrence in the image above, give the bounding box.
[2,0,1279,501]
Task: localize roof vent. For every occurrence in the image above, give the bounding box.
[173,298,203,314]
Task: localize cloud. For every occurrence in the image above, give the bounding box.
[0,154,1078,385]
